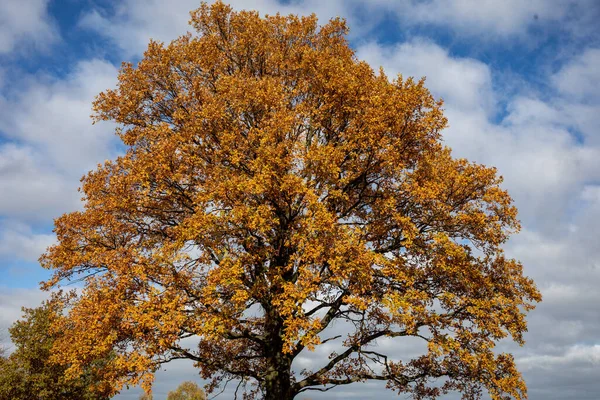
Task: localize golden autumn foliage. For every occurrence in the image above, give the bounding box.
[41,2,541,399]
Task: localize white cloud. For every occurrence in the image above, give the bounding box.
[519,344,600,369]
[0,59,119,223]
[0,59,119,173]
[371,0,584,38]
[581,185,600,203]
[0,0,58,55]
[80,0,363,58]
[552,48,600,103]
[0,221,55,263]
[356,39,495,114]
[551,48,600,145]
[0,287,49,339]
[513,344,600,399]
[0,144,80,221]
[79,0,599,54]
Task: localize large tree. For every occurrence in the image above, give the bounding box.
[41,2,541,399]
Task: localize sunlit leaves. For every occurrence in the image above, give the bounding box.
[41,2,540,399]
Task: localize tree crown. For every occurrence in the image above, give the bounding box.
[167,381,206,400]
[41,2,540,399]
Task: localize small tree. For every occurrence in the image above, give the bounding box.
[0,298,112,399]
[167,381,206,400]
[42,2,541,399]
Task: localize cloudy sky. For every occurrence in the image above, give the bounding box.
[1,0,599,398]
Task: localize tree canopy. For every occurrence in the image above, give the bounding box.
[0,299,111,400]
[138,381,205,400]
[167,381,206,400]
[41,2,541,399]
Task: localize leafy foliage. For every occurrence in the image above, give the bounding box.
[41,2,541,399]
[167,381,206,400]
[0,299,111,400]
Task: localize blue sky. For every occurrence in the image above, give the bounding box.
[1,0,599,399]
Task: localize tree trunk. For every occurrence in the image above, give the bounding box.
[263,310,295,400]
[264,355,294,400]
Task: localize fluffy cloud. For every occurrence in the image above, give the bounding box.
[384,0,564,35]
[0,288,49,341]
[80,0,600,56]
[551,48,600,146]
[370,0,600,40]
[552,48,600,102]
[80,0,366,58]
[0,144,76,221]
[516,344,600,399]
[0,221,55,263]
[0,0,58,55]
[520,344,600,371]
[0,59,119,173]
[0,59,119,222]
[356,39,495,113]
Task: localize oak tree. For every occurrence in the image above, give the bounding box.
[41,2,541,399]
